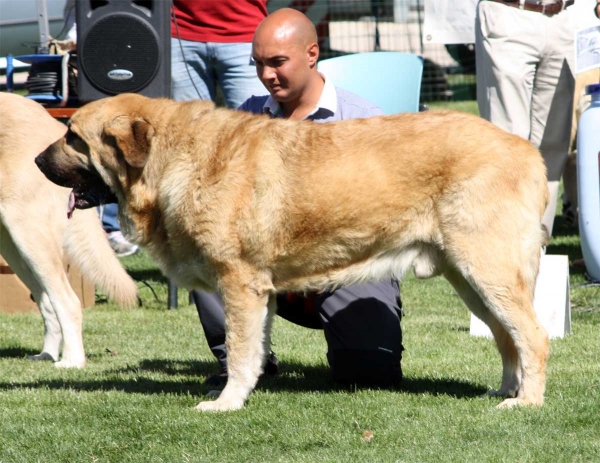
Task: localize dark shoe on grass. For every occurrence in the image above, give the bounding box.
[203,372,227,388]
[204,351,279,389]
[264,351,279,376]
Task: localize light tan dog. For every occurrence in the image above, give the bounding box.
[36,93,550,411]
[0,92,138,368]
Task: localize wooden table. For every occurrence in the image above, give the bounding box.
[45,107,78,119]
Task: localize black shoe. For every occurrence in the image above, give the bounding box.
[204,352,279,386]
[203,372,228,388]
[264,351,279,376]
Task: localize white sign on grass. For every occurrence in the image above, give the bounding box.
[470,254,571,339]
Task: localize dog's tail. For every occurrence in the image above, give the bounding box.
[62,208,138,308]
[541,224,551,248]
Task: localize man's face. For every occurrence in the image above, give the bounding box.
[252,36,311,103]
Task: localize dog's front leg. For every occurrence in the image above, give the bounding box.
[195,270,273,412]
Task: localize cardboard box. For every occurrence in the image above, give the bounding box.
[0,253,95,314]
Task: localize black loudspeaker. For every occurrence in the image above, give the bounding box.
[76,0,172,102]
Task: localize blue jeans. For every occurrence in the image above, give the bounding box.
[171,38,266,109]
[99,203,120,233]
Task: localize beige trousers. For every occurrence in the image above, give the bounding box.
[475,0,575,236]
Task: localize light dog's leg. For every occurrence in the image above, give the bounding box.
[443,266,520,397]
[32,294,63,361]
[0,228,62,361]
[26,268,83,368]
[440,168,549,407]
[447,256,548,407]
[483,285,547,408]
[196,269,273,412]
[0,219,85,368]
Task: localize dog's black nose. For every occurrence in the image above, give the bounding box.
[34,155,45,169]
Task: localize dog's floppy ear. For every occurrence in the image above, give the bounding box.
[105,116,154,168]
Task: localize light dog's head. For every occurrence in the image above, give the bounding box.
[35,93,157,216]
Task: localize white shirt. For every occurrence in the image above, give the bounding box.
[262,72,337,119]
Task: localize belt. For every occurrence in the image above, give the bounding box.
[488,0,575,17]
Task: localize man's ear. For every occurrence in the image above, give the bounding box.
[307,42,319,67]
[105,117,154,168]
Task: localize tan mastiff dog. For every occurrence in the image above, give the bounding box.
[35,93,549,411]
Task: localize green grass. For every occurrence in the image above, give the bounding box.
[2,102,600,462]
[427,100,479,114]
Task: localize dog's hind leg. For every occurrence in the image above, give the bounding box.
[479,281,547,408]
[0,216,85,368]
[440,166,549,407]
[443,266,520,398]
[446,249,548,407]
[0,225,62,361]
[196,266,274,412]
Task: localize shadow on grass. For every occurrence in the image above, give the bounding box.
[551,215,579,239]
[129,269,168,284]
[0,357,488,400]
[544,215,589,277]
[0,347,40,358]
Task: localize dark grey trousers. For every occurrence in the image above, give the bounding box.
[190,279,403,384]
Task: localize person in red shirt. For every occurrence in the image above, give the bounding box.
[171,0,268,108]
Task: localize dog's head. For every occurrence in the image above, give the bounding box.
[35,93,158,216]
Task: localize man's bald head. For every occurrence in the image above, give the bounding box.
[253,8,318,51]
[251,8,324,117]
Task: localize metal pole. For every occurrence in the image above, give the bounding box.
[371,0,381,52]
[36,0,50,53]
[416,0,424,55]
[168,280,178,309]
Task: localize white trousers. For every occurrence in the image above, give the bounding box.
[475,0,576,235]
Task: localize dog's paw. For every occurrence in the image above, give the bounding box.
[54,358,85,369]
[195,398,244,412]
[28,352,57,362]
[496,397,543,408]
[496,398,523,408]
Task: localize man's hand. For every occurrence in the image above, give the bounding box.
[596,1,600,19]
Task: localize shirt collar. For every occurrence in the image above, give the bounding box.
[262,72,338,119]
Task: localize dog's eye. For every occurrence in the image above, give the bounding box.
[65,128,89,154]
[66,129,79,144]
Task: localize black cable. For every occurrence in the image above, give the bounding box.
[134,278,161,303]
[25,62,60,95]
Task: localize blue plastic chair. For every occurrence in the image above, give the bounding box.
[317,52,424,115]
